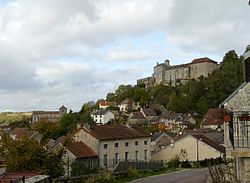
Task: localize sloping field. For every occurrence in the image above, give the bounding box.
[0,112,32,126]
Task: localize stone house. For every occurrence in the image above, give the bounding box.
[152,133,225,162]
[128,112,146,125]
[219,51,250,182]
[73,125,151,170]
[141,108,159,123]
[151,132,173,152]
[32,105,67,123]
[90,110,115,125]
[64,142,98,177]
[201,108,226,130]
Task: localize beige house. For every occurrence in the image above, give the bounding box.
[64,142,98,176]
[118,99,133,113]
[220,51,250,182]
[73,125,151,170]
[152,133,225,162]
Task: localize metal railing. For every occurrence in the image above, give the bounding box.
[228,111,250,148]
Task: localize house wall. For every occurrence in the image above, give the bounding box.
[224,82,250,111]
[98,137,151,169]
[103,112,115,124]
[152,136,222,162]
[73,129,99,153]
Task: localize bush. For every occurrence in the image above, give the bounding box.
[180,161,191,168]
[97,171,116,183]
[167,156,180,168]
[191,161,201,168]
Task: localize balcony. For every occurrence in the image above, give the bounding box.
[227,111,250,149]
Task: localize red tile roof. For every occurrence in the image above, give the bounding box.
[0,171,41,183]
[99,101,111,106]
[202,108,226,126]
[67,142,97,159]
[11,128,27,139]
[191,57,217,64]
[80,125,150,141]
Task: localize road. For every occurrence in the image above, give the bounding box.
[129,168,209,183]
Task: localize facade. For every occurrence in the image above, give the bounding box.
[137,57,218,87]
[128,112,146,125]
[32,105,67,123]
[90,110,115,125]
[152,134,225,162]
[220,51,250,182]
[118,99,133,113]
[64,142,98,176]
[201,108,225,130]
[73,125,151,170]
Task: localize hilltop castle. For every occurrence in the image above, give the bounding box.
[137,57,218,87]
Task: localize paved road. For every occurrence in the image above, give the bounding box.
[129,168,209,183]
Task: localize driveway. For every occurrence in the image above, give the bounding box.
[129,168,209,183]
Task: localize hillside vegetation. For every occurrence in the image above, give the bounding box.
[0,112,32,126]
[106,50,244,117]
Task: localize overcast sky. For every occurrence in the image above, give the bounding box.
[0,0,249,112]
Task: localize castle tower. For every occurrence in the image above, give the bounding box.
[59,105,67,115]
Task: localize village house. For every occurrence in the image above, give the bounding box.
[128,112,146,125]
[90,109,115,125]
[64,142,98,177]
[219,51,250,182]
[151,132,173,152]
[152,133,225,162]
[73,125,151,170]
[159,112,195,133]
[201,108,225,130]
[141,108,159,122]
[99,101,111,109]
[32,105,67,123]
[10,128,43,143]
[118,99,133,113]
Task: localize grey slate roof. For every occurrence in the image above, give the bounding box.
[91,109,109,115]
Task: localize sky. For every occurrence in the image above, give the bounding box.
[0,0,249,112]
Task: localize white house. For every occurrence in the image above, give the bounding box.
[91,110,115,125]
[118,99,132,113]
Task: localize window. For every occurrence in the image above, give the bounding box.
[125,152,129,161]
[144,150,147,161]
[103,154,108,167]
[144,140,148,145]
[103,144,108,149]
[135,151,139,161]
[114,143,119,148]
[135,141,138,146]
[114,153,119,165]
[125,142,129,147]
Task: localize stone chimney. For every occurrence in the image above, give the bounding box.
[244,51,250,82]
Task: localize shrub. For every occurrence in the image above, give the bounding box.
[167,156,180,168]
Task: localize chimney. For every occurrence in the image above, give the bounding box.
[244,51,250,82]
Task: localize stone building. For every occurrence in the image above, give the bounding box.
[32,105,67,123]
[220,51,250,182]
[137,57,218,87]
